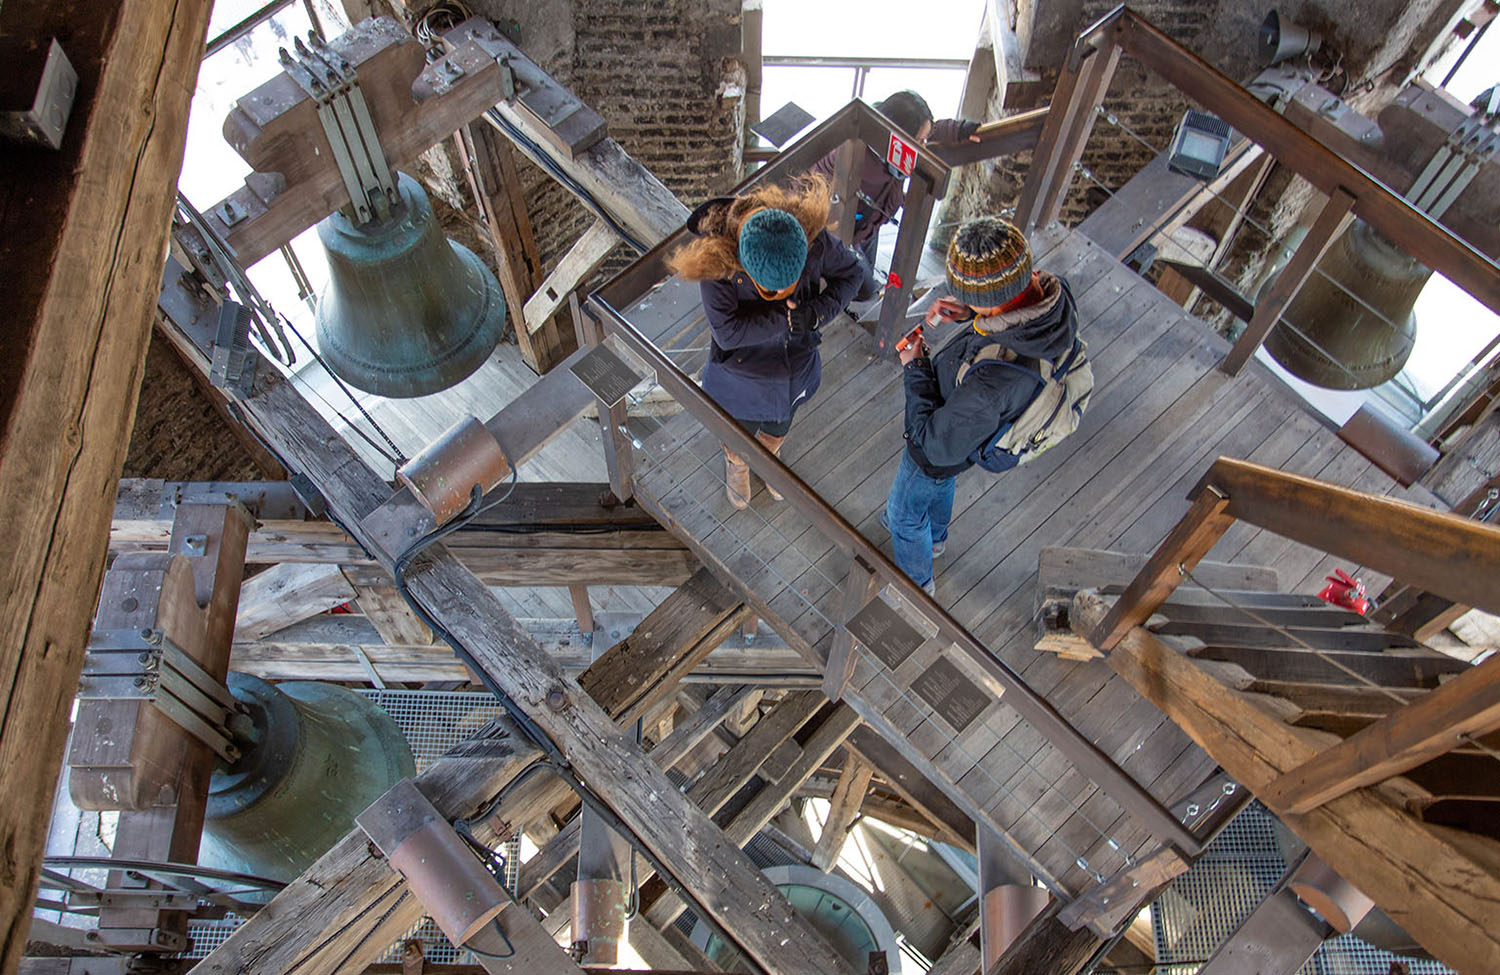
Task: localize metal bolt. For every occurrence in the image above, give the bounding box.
[1185,802,1200,817]
[545,686,568,712]
[121,597,139,612]
[181,533,208,557]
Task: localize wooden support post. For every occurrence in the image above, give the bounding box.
[0,0,212,962]
[455,121,575,373]
[811,755,874,871]
[1013,40,1121,233]
[1221,188,1356,376]
[572,293,636,502]
[568,584,596,640]
[823,555,879,701]
[742,0,763,146]
[1259,654,1500,813]
[875,171,942,353]
[846,727,975,851]
[1090,486,1233,651]
[828,138,865,248]
[1072,590,1500,974]
[88,503,252,952]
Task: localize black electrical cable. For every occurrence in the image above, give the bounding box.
[484,108,650,254]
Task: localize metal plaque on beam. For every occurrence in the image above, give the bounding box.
[570,343,643,408]
[846,597,925,670]
[912,657,990,733]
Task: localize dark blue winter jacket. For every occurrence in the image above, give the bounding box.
[697,224,862,423]
[903,273,1078,478]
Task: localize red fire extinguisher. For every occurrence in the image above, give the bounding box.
[1317,568,1372,615]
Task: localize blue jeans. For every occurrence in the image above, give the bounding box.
[885,450,955,588]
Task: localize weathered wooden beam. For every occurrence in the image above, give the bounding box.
[1072,590,1500,974]
[1259,654,1500,814]
[524,220,619,338]
[228,615,815,686]
[846,726,975,851]
[1204,457,1500,617]
[811,755,874,871]
[0,0,212,965]
[234,562,356,640]
[354,585,435,647]
[1090,487,1234,651]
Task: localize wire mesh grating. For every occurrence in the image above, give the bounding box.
[1152,803,1455,975]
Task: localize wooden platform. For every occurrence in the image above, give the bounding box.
[621,225,1443,896]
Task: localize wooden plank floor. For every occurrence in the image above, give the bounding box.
[625,225,1444,897]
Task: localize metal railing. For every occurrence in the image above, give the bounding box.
[583,98,1206,866]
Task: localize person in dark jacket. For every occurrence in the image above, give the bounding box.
[887,216,1078,592]
[811,90,979,300]
[669,174,862,508]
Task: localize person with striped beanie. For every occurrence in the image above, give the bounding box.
[885,216,1079,594]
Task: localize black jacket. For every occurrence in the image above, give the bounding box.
[903,274,1079,478]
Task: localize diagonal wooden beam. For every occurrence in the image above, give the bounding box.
[1259,654,1500,814]
[812,755,875,871]
[0,0,213,965]
[1072,590,1500,974]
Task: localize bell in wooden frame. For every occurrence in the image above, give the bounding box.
[314,171,505,397]
[1261,219,1426,390]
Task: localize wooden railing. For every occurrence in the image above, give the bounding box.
[1018,5,1500,378]
[1092,456,1500,814]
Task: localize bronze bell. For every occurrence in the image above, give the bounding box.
[196,674,416,887]
[1262,219,1426,390]
[314,171,505,398]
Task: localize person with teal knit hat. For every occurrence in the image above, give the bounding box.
[670,174,862,509]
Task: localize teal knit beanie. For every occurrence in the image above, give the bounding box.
[738,209,807,292]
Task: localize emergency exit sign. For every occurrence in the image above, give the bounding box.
[887,133,917,175]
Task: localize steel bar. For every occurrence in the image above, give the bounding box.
[587,293,1205,857]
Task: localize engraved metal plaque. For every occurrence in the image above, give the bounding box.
[911,657,990,733]
[846,597,925,670]
[570,344,643,407]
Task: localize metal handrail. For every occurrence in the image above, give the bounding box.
[585,289,1206,858]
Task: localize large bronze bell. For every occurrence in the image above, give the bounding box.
[1262,219,1427,390]
[314,171,505,397]
[196,675,415,887]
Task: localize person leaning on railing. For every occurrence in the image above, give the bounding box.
[811,90,979,301]
[668,174,863,509]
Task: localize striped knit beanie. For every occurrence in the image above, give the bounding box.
[945,217,1032,309]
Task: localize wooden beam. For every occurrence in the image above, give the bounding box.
[354,585,435,647]
[454,121,574,374]
[1220,188,1356,376]
[1203,457,1500,617]
[846,726,975,851]
[524,221,619,338]
[234,563,356,640]
[811,755,874,871]
[0,0,212,965]
[1013,40,1120,233]
[1260,655,1500,813]
[1090,487,1234,651]
[823,556,878,701]
[1072,590,1500,974]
